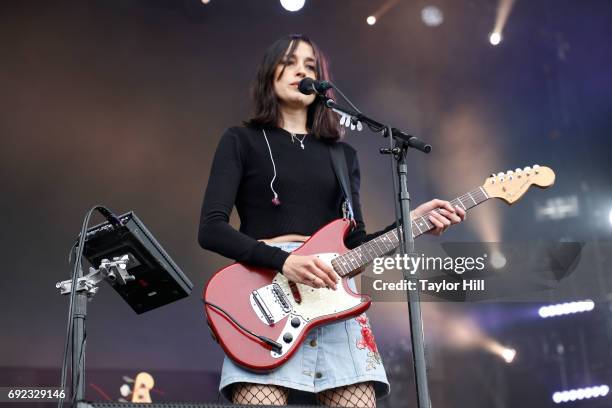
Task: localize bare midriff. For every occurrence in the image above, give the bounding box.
[259,234,310,244]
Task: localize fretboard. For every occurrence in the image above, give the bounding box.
[330,186,489,277]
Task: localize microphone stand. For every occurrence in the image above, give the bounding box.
[320,94,433,408]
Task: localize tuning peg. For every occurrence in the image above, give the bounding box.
[533,164,540,168]
[524,166,531,174]
[357,121,363,131]
[506,170,514,180]
[339,115,347,126]
[120,384,132,397]
[350,122,355,130]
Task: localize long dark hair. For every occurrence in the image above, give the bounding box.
[244,34,341,140]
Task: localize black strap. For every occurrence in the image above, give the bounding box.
[328,143,354,220]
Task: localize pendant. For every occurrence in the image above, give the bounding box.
[300,142,304,149]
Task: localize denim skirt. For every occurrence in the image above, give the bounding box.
[219,242,390,402]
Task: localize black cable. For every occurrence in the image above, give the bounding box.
[58,206,97,408]
[330,82,362,115]
[71,335,87,405]
[58,205,117,408]
[204,300,282,353]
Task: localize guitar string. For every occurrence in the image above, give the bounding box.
[332,188,489,277]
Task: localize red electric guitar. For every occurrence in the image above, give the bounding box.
[203,165,555,371]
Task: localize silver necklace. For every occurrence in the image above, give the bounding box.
[290,133,307,149]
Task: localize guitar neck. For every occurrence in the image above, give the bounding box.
[331,186,490,277]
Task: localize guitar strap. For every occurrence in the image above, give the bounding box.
[328,142,354,220]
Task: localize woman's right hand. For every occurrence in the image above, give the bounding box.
[282,254,340,290]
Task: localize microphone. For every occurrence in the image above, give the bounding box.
[298,78,333,95]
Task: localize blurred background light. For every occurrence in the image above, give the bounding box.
[280,0,305,12]
[538,300,595,318]
[421,5,444,27]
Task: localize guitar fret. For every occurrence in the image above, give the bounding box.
[334,259,342,277]
[418,216,430,232]
[373,239,384,256]
[381,235,392,251]
[365,241,375,261]
[339,257,350,276]
[367,242,377,259]
[373,240,380,256]
[356,247,367,264]
[348,253,359,269]
[414,220,423,235]
[467,191,477,206]
[478,186,489,199]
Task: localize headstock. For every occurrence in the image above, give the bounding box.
[482,165,555,204]
[119,372,155,403]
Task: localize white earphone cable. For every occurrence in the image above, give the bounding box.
[262,129,280,203]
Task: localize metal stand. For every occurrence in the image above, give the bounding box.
[320,92,432,408]
[56,255,134,406]
[382,134,431,408]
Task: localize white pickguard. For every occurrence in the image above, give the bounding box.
[249,253,363,359]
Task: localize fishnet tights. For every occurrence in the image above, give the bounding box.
[317,382,376,408]
[232,383,288,405]
[231,381,375,407]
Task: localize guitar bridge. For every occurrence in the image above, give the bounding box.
[272,283,291,313]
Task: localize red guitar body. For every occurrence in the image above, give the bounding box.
[203,218,370,372]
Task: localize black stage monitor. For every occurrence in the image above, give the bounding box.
[82,212,193,314]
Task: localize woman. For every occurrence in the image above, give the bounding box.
[199,34,465,407]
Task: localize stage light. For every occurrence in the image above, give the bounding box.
[280,0,305,12]
[490,250,506,269]
[489,0,515,47]
[501,348,516,363]
[482,338,519,364]
[608,208,612,225]
[538,300,595,318]
[366,0,401,27]
[201,0,210,4]
[421,6,443,26]
[552,385,609,403]
[535,195,579,221]
[489,32,502,45]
